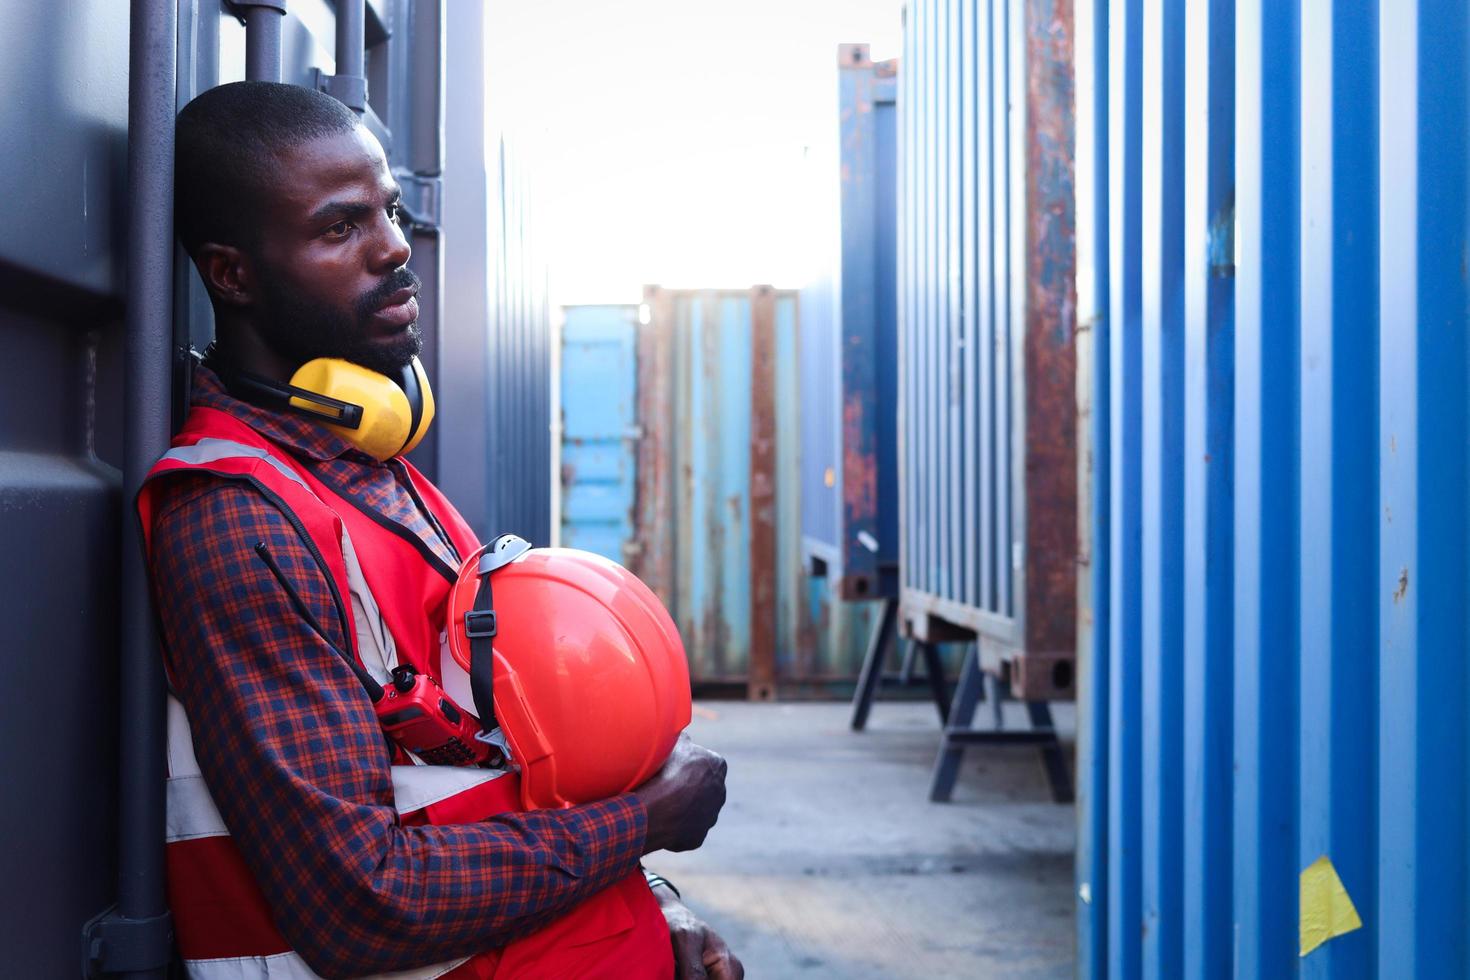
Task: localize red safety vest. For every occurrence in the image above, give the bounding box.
[138,405,672,980]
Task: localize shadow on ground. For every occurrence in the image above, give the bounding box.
[651,700,1076,979]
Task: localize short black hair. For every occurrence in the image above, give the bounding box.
[174,81,361,255]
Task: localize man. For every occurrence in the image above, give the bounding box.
[144,80,741,979]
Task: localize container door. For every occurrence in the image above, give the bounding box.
[559,305,639,562]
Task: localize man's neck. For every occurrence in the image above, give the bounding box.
[212,317,296,382]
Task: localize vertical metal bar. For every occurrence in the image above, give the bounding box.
[1106,0,1145,974]
[336,0,366,85]
[1180,0,1234,976]
[978,0,996,614]
[949,0,963,605]
[748,286,779,700]
[1233,0,1300,973]
[923,0,938,597]
[118,0,176,975]
[1297,0,1379,977]
[1140,0,1185,973]
[960,0,978,611]
[998,0,1021,621]
[1380,2,1470,976]
[435,0,486,532]
[953,0,964,610]
[1075,0,1111,967]
[243,4,283,83]
[898,7,912,607]
[1020,0,1078,679]
[1375,4,1418,973]
[991,0,1009,616]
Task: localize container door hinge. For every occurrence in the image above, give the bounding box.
[393,171,443,231]
[81,905,174,977]
[310,66,368,112]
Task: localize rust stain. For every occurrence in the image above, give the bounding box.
[747,285,779,700]
[842,392,879,521]
[633,285,676,603]
[1020,0,1079,676]
[1394,568,1409,604]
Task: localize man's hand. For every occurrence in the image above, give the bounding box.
[633,733,728,853]
[652,884,744,980]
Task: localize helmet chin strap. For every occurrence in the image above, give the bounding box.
[462,535,534,733]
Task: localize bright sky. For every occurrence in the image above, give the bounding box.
[486,0,903,305]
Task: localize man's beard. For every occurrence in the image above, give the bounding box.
[255,266,424,377]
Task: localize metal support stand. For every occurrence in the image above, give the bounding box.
[928,643,1073,804]
[849,598,949,731]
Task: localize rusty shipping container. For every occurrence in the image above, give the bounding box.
[627,287,876,696]
[897,0,1078,701]
[800,44,902,602]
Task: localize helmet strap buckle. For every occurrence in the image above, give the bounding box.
[463,610,498,639]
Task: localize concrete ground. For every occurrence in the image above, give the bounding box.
[652,699,1077,979]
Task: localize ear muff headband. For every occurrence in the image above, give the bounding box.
[220,356,434,462]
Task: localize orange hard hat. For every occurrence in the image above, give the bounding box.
[442,535,692,810]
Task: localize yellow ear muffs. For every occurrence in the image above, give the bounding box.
[286,356,435,461]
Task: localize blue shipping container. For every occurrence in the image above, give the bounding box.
[558,305,640,560]
[1077,0,1470,977]
[800,44,902,602]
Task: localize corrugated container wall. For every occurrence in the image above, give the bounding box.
[635,288,875,695]
[441,4,552,546]
[482,137,553,544]
[1,3,129,971]
[1077,1,1470,977]
[898,0,1078,701]
[800,45,902,601]
[0,2,536,972]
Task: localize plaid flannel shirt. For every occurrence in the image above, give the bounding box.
[147,365,647,976]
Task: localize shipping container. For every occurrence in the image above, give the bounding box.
[0,3,544,972]
[1077,1,1470,978]
[627,287,876,696]
[558,304,641,560]
[898,0,1078,702]
[801,44,902,602]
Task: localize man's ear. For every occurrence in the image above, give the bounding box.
[194,243,256,307]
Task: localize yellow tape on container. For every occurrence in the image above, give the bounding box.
[1299,855,1363,957]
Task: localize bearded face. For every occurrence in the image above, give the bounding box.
[253,260,423,376]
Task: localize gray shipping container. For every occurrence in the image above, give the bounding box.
[0,2,546,972]
[898,0,1078,700]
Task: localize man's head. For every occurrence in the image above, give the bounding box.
[176,81,421,378]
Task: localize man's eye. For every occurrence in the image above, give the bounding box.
[388,204,401,225]
[325,221,353,238]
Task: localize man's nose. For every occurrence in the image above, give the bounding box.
[373,213,412,271]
